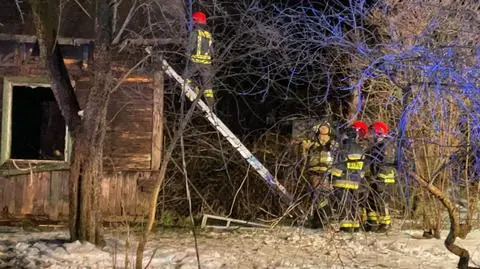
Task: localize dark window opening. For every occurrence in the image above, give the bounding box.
[11,86,66,161]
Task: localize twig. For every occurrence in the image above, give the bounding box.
[112,0,139,45]
[112,0,118,34]
[73,0,92,19]
[179,52,201,268]
[110,54,150,94]
[135,69,205,269]
[143,247,158,269]
[170,158,216,213]
[119,38,183,49]
[108,102,133,125]
[15,0,25,24]
[227,166,250,218]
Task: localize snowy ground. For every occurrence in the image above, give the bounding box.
[1,225,480,269]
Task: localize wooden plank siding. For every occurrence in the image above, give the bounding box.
[104,82,153,170]
[0,171,151,220]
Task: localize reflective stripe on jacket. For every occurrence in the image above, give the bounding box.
[303,140,335,173]
[191,29,213,64]
[368,138,397,183]
[333,179,359,190]
[204,89,214,97]
[309,151,333,172]
[378,167,396,183]
[332,138,365,190]
[379,215,392,225]
[346,153,364,171]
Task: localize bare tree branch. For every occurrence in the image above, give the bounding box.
[119,37,183,51]
[73,0,92,19]
[112,0,138,45]
[15,0,25,24]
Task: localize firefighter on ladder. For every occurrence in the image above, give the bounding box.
[186,11,215,108]
[331,120,368,232]
[302,120,338,228]
[364,121,397,232]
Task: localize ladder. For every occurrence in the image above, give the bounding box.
[161,59,291,202]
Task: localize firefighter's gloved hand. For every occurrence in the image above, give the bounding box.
[302,140,313,150]
[206,97,215,111]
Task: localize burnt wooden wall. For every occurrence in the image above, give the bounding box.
[0,171,152,221]
[76,78,154,170]
[0,40,161,221]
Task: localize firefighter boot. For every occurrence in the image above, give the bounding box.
[376,224,388,233]
[339,220,360,233]
[376,215,391,233]
[310,198,329,229]
[376,207,391,233]
[310,211,323,229]
[359,207,368,231]
[364,211,379,232]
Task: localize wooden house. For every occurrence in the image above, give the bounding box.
[0,2,169,223]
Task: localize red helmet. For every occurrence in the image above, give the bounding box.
[352,120,368,137]
[192,11,207,25]
[371,121,389,136]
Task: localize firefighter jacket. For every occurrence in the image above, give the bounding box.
[368,138,397,184]
[302,139,338,173]
[331,137,366,190]
[189,26,213,65]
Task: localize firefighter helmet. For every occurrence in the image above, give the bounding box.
[352,120,368,137]
[371,121,389,136]
[192,11,207,25]
[313,121,331,136]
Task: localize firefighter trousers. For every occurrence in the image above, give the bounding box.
[185,63,215,107]
[311,188,333,229]
[334,186,361,231]
[309,172,333,229]
[365,180,393,231]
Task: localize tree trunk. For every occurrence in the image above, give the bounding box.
[30,0,82,134]
[70,0,113,245]
[69,65,112,244]
[30,0,113,245]
[411,172,474,269]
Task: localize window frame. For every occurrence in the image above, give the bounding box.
[1,76,72,166]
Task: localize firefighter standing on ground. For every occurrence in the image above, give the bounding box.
[331,120,368,232]
[186,11,215,107]
[364,121,397,232]
[302,121,338,228]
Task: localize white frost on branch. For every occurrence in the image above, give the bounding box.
[15,0,25,24]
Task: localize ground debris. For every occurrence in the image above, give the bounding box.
[0,228,478,268]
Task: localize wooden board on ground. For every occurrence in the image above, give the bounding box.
[201,214,270,229]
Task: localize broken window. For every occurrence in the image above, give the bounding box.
[11,86,66,160]
[1,77,70,164]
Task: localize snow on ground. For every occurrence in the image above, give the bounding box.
[1,226,480,269]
